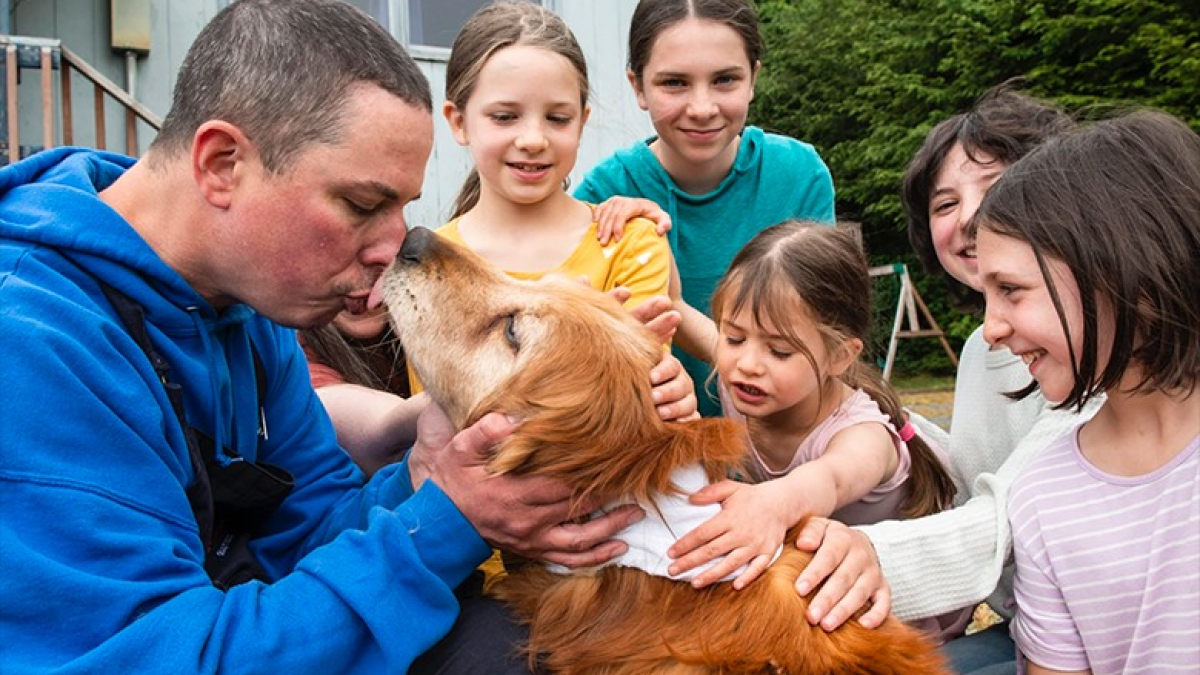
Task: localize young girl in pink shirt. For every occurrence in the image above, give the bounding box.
[668,221,966,640]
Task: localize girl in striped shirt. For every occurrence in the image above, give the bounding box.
[972,109,1200,675]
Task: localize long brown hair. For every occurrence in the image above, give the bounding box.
[299,323,410,397]
[711,221,956,517]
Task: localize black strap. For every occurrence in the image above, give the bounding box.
[98,281,292,589]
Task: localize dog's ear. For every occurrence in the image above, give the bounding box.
[469,290,657,445]
[476,303,666,499]
[482,330,662,475]
[490,403,749,513]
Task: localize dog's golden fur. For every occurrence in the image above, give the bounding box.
[383,227,951,675]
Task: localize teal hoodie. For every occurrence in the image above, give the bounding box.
[0,148,490,673]
[576,127,835,416]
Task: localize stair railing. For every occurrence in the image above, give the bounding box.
[2,34,162,165]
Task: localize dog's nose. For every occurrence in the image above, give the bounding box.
[399,226,435,264]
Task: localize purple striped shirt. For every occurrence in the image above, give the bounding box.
[1009,427,1199,675]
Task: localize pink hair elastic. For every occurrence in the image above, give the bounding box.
[898,421,917,443]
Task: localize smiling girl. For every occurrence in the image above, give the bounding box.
[436,2,669,311]
[666,222,962,642]
[576,0,835,416]
[973,110,1200,675]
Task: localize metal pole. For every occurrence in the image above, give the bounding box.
[124,51,137,97]
[124,51,138,155]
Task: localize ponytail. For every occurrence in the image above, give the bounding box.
[451,169,482,220]
[844,362,956,518]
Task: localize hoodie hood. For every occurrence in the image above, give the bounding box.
[0,148,191,306]
[0,147,263,461]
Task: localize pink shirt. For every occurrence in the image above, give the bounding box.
[724,387,912,526]
[721,385,970,643]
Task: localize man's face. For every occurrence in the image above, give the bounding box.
[217,85,434,328]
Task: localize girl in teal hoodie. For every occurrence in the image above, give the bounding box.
[576,0,836,417]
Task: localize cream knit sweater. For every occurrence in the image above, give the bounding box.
[868,327,1102,621]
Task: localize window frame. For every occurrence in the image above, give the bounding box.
[390,0,558,60]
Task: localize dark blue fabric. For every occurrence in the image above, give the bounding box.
[942,621,1016,675]
[411,594,536,675]
[0,148,491,673]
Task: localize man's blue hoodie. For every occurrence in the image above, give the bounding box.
[0,149,491,673]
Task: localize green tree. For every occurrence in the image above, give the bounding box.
[752,0,1199,374]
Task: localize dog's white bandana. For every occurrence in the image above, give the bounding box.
[548,464,783,582]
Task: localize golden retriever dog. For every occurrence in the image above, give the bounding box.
[382,227,951,675]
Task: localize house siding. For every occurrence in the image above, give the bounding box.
[7,0,651,228]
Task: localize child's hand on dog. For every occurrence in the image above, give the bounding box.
[611,292,700,422]
[622,293,679,345]
[793,517,892,631]
[666,479,797,590]
[407,402,646,568]
[648,354,698,422]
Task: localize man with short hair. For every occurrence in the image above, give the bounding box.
[0,1,692,671]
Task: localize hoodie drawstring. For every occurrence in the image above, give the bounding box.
[186,305,260,465]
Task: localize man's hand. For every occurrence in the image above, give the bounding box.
[793,517,891,631]
[408,403,645,567]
